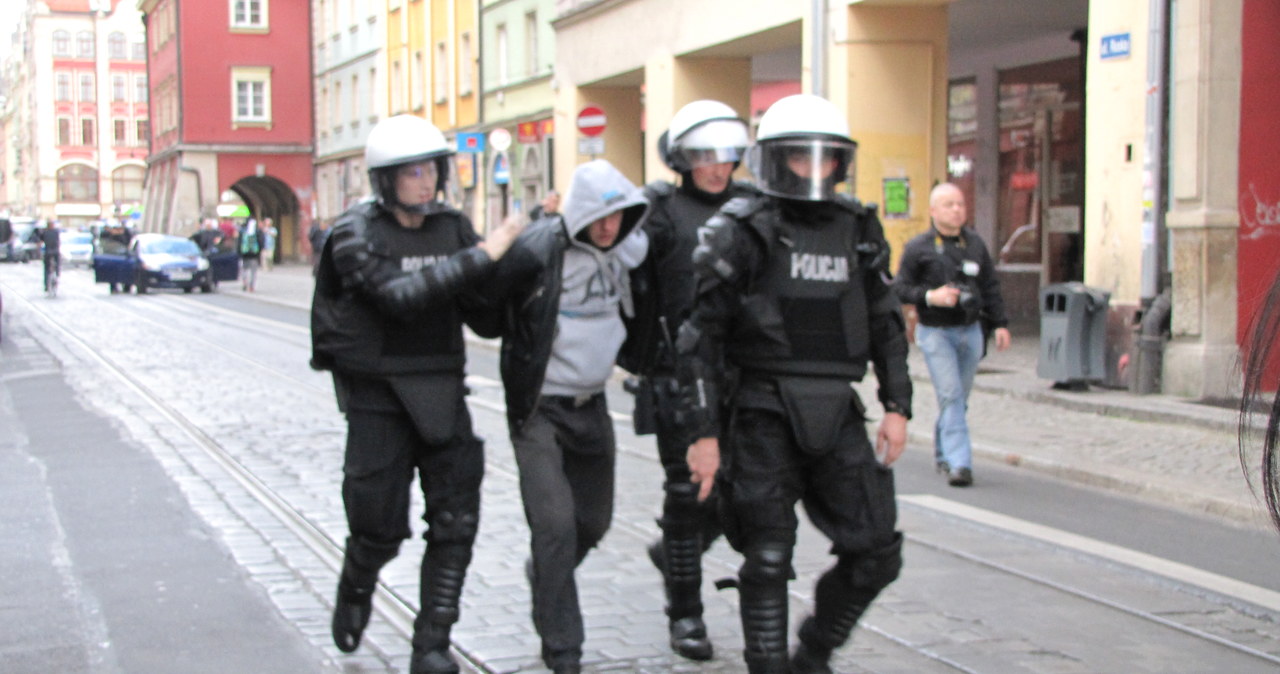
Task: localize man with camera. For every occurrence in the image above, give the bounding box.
[894,182,1010,487]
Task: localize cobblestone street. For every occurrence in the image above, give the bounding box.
[2,264,1278,673]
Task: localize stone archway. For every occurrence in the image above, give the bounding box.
[226,174,302,260]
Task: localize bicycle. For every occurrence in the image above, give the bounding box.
[44,254,60,299]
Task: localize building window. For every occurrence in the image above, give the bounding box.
[58,118,73,146]
[137,119,149,144]
[53,30,70,56]
[79,73,95,102]
[132,37,147,60]
[114,119,128,145]
[369,66,377,120]
[350,73,360,127]
[56,73,72,101]
[459,32,472,95]
[525,12,538,77]
[230,0,269,29]
[112,165,145,202]
[113,75,126,102]
[435,42,449,103]
[332,81,342,132]
[318,86,328,136]
[391,60,403,113]
[81,118,96,146]
[135,76,148,103]
[58,164,99,202]
[77,31,95,58]
[231,66,272,124]
[411,51,423,110]
[108,32,126,59]
[496,24,508,86]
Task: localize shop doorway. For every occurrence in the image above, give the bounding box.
[992,58,1084,324]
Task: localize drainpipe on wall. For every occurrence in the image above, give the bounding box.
[811,0,826,98]
[1131,0,1172,394]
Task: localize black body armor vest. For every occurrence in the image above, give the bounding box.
[730,202,873,380]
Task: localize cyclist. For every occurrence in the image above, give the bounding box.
[32,220,62,293]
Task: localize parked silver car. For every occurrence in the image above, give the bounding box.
[60,231,95,267]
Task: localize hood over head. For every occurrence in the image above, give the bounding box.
[561,159,649,251]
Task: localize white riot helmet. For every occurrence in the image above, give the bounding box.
[659,100,750,173]
[365,115,455,214]
[748,94,858,201]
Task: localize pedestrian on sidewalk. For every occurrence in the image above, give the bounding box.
[486,159,649,674]
[893,182,1010,487]
[261,217,277,271]
[239,218,265,291]
[1240,268,1280,531]
[677,94,912,674]
[310,114,524,674]
[617,99,757,662]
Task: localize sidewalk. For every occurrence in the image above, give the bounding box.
[247,263,1265,526]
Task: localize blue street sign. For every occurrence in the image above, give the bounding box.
[456,133,486,153]
[1100,33,1131,60]
[493,154,510,185]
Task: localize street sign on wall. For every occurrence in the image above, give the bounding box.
[456,133,485,153]
[493,154,510,185]
[577,106,607,137]
[489,128,513,153]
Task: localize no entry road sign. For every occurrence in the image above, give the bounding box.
[577,106,607,137]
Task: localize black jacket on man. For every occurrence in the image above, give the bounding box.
[894,226,1008,329]
[480,214,569,433]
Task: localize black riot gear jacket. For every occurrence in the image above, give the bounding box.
[619,179,759,376]
[310,200,494,377]
[677,194,912,438]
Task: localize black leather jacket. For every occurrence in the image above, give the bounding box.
[485,215,569,434]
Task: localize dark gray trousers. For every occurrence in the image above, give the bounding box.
[511,393,616,665]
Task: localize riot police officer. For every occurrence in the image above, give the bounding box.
[619,99,756,661]
[310,115,522,674]
[677,94,913,674]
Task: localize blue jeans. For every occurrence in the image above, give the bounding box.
[916,322,985,470]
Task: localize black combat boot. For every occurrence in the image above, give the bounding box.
[738,578,790,674]
[649,537,715,660]
[650,481,715,661]
[332,538,399,653]
[331,578,374,653]
[410,543,472,674]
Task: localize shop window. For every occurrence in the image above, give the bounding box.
[113,165,145,202]
[58,164,99,202]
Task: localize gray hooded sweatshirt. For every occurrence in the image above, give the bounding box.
[540,159,650,398]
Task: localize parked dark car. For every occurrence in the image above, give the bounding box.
[3,219,40,262]
[93,233,239,294]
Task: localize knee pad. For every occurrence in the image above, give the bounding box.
[839,532,903,591]
[426,508,479,546]
[739,541,794,585]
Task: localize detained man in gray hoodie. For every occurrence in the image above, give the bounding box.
[486,159,649,673]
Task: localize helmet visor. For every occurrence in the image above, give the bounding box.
[673,119,749,169]
[751,138,856,201]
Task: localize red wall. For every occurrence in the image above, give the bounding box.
[178,0,312,146]
[1238,0,1280,349]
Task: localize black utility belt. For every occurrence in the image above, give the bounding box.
[543,392,602,408]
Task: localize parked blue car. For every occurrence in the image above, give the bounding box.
[93,233,239,294]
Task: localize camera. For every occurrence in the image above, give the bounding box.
[949,283,980,312]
